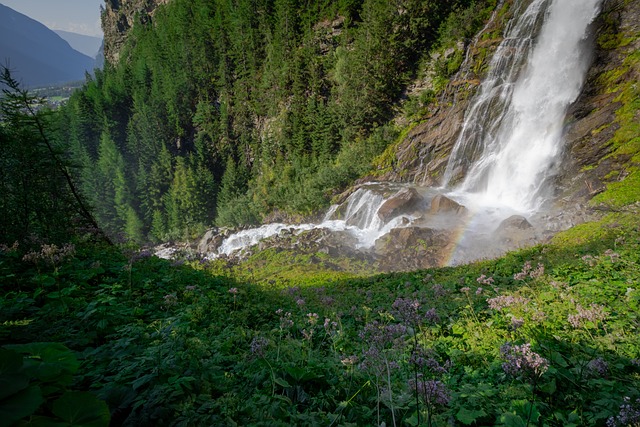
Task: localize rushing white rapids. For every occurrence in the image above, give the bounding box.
[211,186,415,258]
[443,0,603,212]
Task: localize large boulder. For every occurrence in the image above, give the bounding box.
[374,226,454,272]
[429,194,467,215]
[377,188,423,223]
[197,228,227,254]
[494,215,537,249]
[497,215,533,231]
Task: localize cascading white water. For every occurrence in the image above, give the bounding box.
[211,186,407,257]
[443,0,603,213]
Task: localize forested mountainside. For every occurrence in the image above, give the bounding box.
[61,0,499,243]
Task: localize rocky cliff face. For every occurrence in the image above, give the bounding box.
[378,0,640,210]
[101,0,170,64]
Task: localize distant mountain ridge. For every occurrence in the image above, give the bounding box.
[0,3,95,87]
[54,30,103,58]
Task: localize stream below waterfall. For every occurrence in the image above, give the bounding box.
[157,0,604,268]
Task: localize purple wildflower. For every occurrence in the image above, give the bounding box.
[425,308,440,324]
[587,358,609,377]
[568,304,608,328]
[392,297,422,325]
[514,261,545,280]
[477,274,495,286]
[511,317,525,330]
[408,378,450,407]
[476,287,484,295]
[250,336,269,357]
[296,298,306,307]
[431,284,448,298]
[460,287,471,293]
[604,249,620,263]
[276,309,293,329]
[163,294,178,306]
[341,355,358,367]
[487,295,530,311]
[306,312,319,325]
[500,343,549,378]
[228,287,239,295]
[607,397,640,427]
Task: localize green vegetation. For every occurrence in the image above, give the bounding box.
[57,0,498,241]
[2,210,640,426]
[3,1,640,426]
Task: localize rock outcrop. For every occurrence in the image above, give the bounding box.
[376,188,423,223]
[102,0,170,64]
[429,194,467,215]
[374,227,454,272]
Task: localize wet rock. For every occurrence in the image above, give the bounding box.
[494,216,537,250]
[197,228,228,254]
[377,188,423,223]
[429,194,467,215]
[374,227,454,272]
[498,215,533,231]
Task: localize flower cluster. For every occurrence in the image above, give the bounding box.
[324,317,338,335]
[607,397,640,427]
[409,349,451,375]
[604,249,620,263]
[163,294,178,306]
[587,358,609,377]
[22,243,75,266]
[250,336,269,357]
[407,378,450,407]
[358,321,407,371]
[392,297,422,325]
[487,295,530,311]
[500,343,549,378]
[306,312,319,325]
[0,241,19,253]
[568,304,608,328]
[510,317,525,330]
[477,274,495,286]
[228,287,239,295]
[276,309,294,329]
[514,261,544,280]
[431,284,448,298]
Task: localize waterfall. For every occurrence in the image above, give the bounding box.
[443,0,603,212]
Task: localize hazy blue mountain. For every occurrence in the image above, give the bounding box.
[0,3,95,87]
[54,30,103,58]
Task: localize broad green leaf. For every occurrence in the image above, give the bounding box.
[499,413,526,427]
[457,407,487,425]
[0,348,23,374]
[52,392,110,427]
[274,377,291,388]
[0,385,44,427]
[6,343,78,384]
[0,374,29,400]
[15,415,68,427]
[539,378,556,394]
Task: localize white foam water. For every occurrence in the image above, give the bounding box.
[444,0,602,213]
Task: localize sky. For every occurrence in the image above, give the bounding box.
[0,0,104,37]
